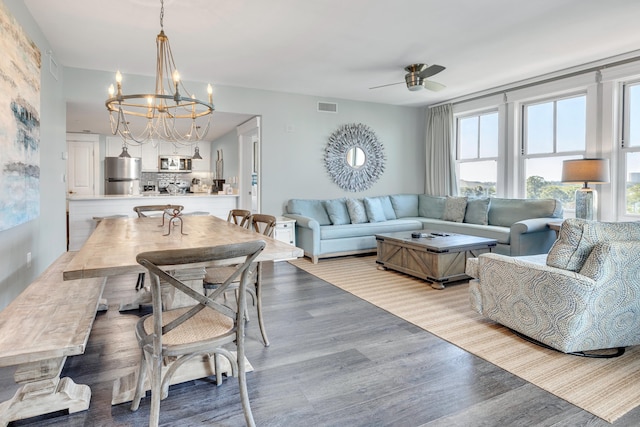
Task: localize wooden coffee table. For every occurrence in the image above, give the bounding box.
[375,230,497,289]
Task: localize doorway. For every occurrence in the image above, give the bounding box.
[237,117,261,213]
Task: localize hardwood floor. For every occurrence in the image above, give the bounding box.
[2,259,640,426]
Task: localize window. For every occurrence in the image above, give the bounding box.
[522,95,586,209]
[622,82,640,216]
[456,111,498,197]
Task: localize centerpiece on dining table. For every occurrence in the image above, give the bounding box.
[159,206,187,236]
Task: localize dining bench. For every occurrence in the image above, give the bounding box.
[0,251,106,426]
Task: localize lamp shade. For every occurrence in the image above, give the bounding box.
[561,158,610,184]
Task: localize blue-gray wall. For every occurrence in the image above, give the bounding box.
[64,67,427,215]
[0,2,425,310]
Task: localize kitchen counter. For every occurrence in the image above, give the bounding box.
[67,193,238,250]
[67,193,238,201]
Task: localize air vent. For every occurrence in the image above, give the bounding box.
[317,102,338,113]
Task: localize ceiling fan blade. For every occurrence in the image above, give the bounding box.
[418,64,446,79]
[423,80,446,91]
[369,81,404,90]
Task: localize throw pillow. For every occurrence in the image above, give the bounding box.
[324,199,350,225]
[418,195,446,219]
[442,196,468,223]
[346,198,368,224]
[547,218,640,271]
[389,194,419,218]
[464,198,490,225]
[364,197,387,223]
[375,196,397,220]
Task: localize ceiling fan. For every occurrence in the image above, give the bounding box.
[370,63,446,92]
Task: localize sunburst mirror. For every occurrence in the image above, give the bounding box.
[324,123,386,192]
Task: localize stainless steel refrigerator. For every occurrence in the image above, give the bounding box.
[104,157,142,195]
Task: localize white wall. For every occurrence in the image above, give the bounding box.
[0,1,67,309]
[64,67,427,216]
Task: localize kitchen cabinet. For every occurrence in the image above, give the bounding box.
[140,143,158,171]
[158,142,192,156]
[106,137,141,158]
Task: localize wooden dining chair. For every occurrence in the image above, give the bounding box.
[227,209,251,227]
[132,240,265,427]
[203,214,277,346]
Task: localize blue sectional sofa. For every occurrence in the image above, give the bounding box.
[283,194,563,263]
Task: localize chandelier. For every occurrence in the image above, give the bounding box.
[105,0,214,146]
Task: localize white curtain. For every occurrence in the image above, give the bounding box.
[425,104,458,196]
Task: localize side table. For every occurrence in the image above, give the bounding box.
[273,217,297,261]
[548,220,564,237]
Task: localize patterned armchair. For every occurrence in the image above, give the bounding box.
[466,218,640,354]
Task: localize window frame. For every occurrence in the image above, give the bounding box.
[455,109,500,198]
[618,79,640,219]
[519,92,587,204]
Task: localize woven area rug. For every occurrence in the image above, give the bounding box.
[289,255,640,423]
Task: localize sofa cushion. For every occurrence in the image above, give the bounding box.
[363,197,386,223]
[488,198,562,227]
[287,199,331,225]
[418,195,446,219]
[346,198,368,224]
[373,196,396,220]
[464,198,490,225]
[443,196,468,222]
[414,217,511,244]
[547,218,640,272]
[324,198,350,225]
[390,194,419,218]
[319,219,422,240]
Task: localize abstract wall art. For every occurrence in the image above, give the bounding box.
[0,0,41,231]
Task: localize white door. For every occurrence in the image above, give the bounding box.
[67,133,100,196]
[237,117,261,213]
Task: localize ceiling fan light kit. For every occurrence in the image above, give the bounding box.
[370,63,446,92]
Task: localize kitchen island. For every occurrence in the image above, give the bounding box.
[67,194,238,250]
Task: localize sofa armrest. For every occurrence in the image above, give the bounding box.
[282,214,321,262]
[509,217,559,256]
[283,213,319,231]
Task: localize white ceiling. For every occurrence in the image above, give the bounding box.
[23,0,640,139]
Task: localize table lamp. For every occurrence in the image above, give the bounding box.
[561,158,610,220]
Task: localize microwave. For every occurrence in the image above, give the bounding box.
[158,155,192,173]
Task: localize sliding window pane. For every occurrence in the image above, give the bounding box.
[525,156,580,208]
[479,113,498,157]
[556,96,586,152]
[629,85,640,148]
[458,116,478,159]
[526,102,553,154]
[626,152,640,214]
[458,160,497,197]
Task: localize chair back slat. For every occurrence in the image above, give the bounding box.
[249,214,277,237]
[227,209,251,227]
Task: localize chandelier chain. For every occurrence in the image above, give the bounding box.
[105,0,214,145]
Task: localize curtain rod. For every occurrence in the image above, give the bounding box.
[429,51,640,108]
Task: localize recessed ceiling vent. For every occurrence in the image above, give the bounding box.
[317,102,338,113]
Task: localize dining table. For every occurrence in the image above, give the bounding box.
[63,214,303,281]
[62,214,303,405]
